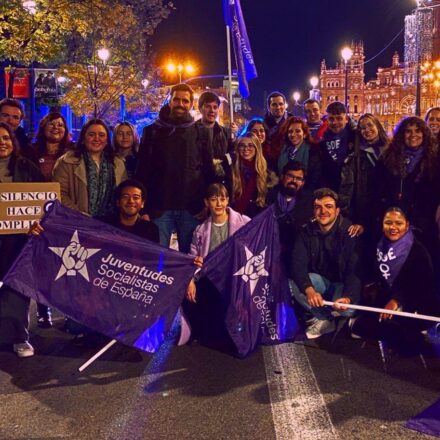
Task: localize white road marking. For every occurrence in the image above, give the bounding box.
[263,342,338,440]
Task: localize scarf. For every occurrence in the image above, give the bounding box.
[277,190,296,214]
[154,104,195,136]
[234,159,257,215]
[265,111,288,139]
[287,141,309,167]
[376,229,414,287]
[404,146,424,175]
[323,126,351,167]
[360,139,383,159]
[84,151,115,217]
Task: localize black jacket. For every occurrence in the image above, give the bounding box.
[101,215,160,244]
[263,111,293,141]
[0,156,44,278]
[15,126,30,152]
[195,120,232,159]
[135,105,214,216]
[373,238,440,316]
[291,215,362,302]
[339,143,383,227]
[266,186,314,275]
[376,159,439,254]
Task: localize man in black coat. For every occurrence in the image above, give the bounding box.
[135,83,214,253]
[290,188,362,339]
[266,160,314,275]
[263,91,293,141]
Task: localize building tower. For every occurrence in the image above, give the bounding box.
[319,42,365,116]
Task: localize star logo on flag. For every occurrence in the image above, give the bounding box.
[234,246,269,295]
[49,230,100,281]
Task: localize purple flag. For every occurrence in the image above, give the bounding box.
[202,205,299,357]
[223,0,258,98]
[3,201,195,353]
[406,399,440,437]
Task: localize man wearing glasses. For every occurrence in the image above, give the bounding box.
[266,160,313,273]
[0,98,29,151]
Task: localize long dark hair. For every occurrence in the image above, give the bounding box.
[246,118,269,141]
[0,121,21,175]
[74,118,114,161]
[381,116,437,178]
[34,112,72,157]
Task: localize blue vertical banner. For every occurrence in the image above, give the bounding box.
[223,0,258,98]
[202,206,299,357]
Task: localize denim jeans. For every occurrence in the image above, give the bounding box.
[289,273,355,320]
[153,210,200,254]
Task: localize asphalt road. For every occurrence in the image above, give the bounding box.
[1,305,440,440]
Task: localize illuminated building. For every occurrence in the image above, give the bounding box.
[319,1,440,131]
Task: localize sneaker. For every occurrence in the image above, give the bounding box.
[305,319,335,339]
[13,342,34,358]
[348,316,362,339]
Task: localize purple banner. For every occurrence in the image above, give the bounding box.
[406,399,440,437]
[3,201,195,352]
[202,205,299,357]
[223,0,258,98]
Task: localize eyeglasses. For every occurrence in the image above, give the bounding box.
[238,143,255,151]
[286,176,304,182]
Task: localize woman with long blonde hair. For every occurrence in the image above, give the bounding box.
[223,132,272,217]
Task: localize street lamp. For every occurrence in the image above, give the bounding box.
[22,0,37,14]
[89,47,111,117]
[309,76,320,100]
[97,48,110,64]
[341,46,353,110]
[165,61,196,83]
[293,91,301,104]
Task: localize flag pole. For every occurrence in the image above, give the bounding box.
[226,24,234,129]
[323,301,440,323]
[78,339,117,372]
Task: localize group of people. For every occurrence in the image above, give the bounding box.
[0,85,439,358]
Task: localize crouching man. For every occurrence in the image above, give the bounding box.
[289,188,362,339]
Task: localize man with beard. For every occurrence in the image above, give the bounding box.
[136,83,214,253]
[290,188,361,339]
[266,161,314,273]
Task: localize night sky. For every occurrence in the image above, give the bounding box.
[151,0,416,113]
